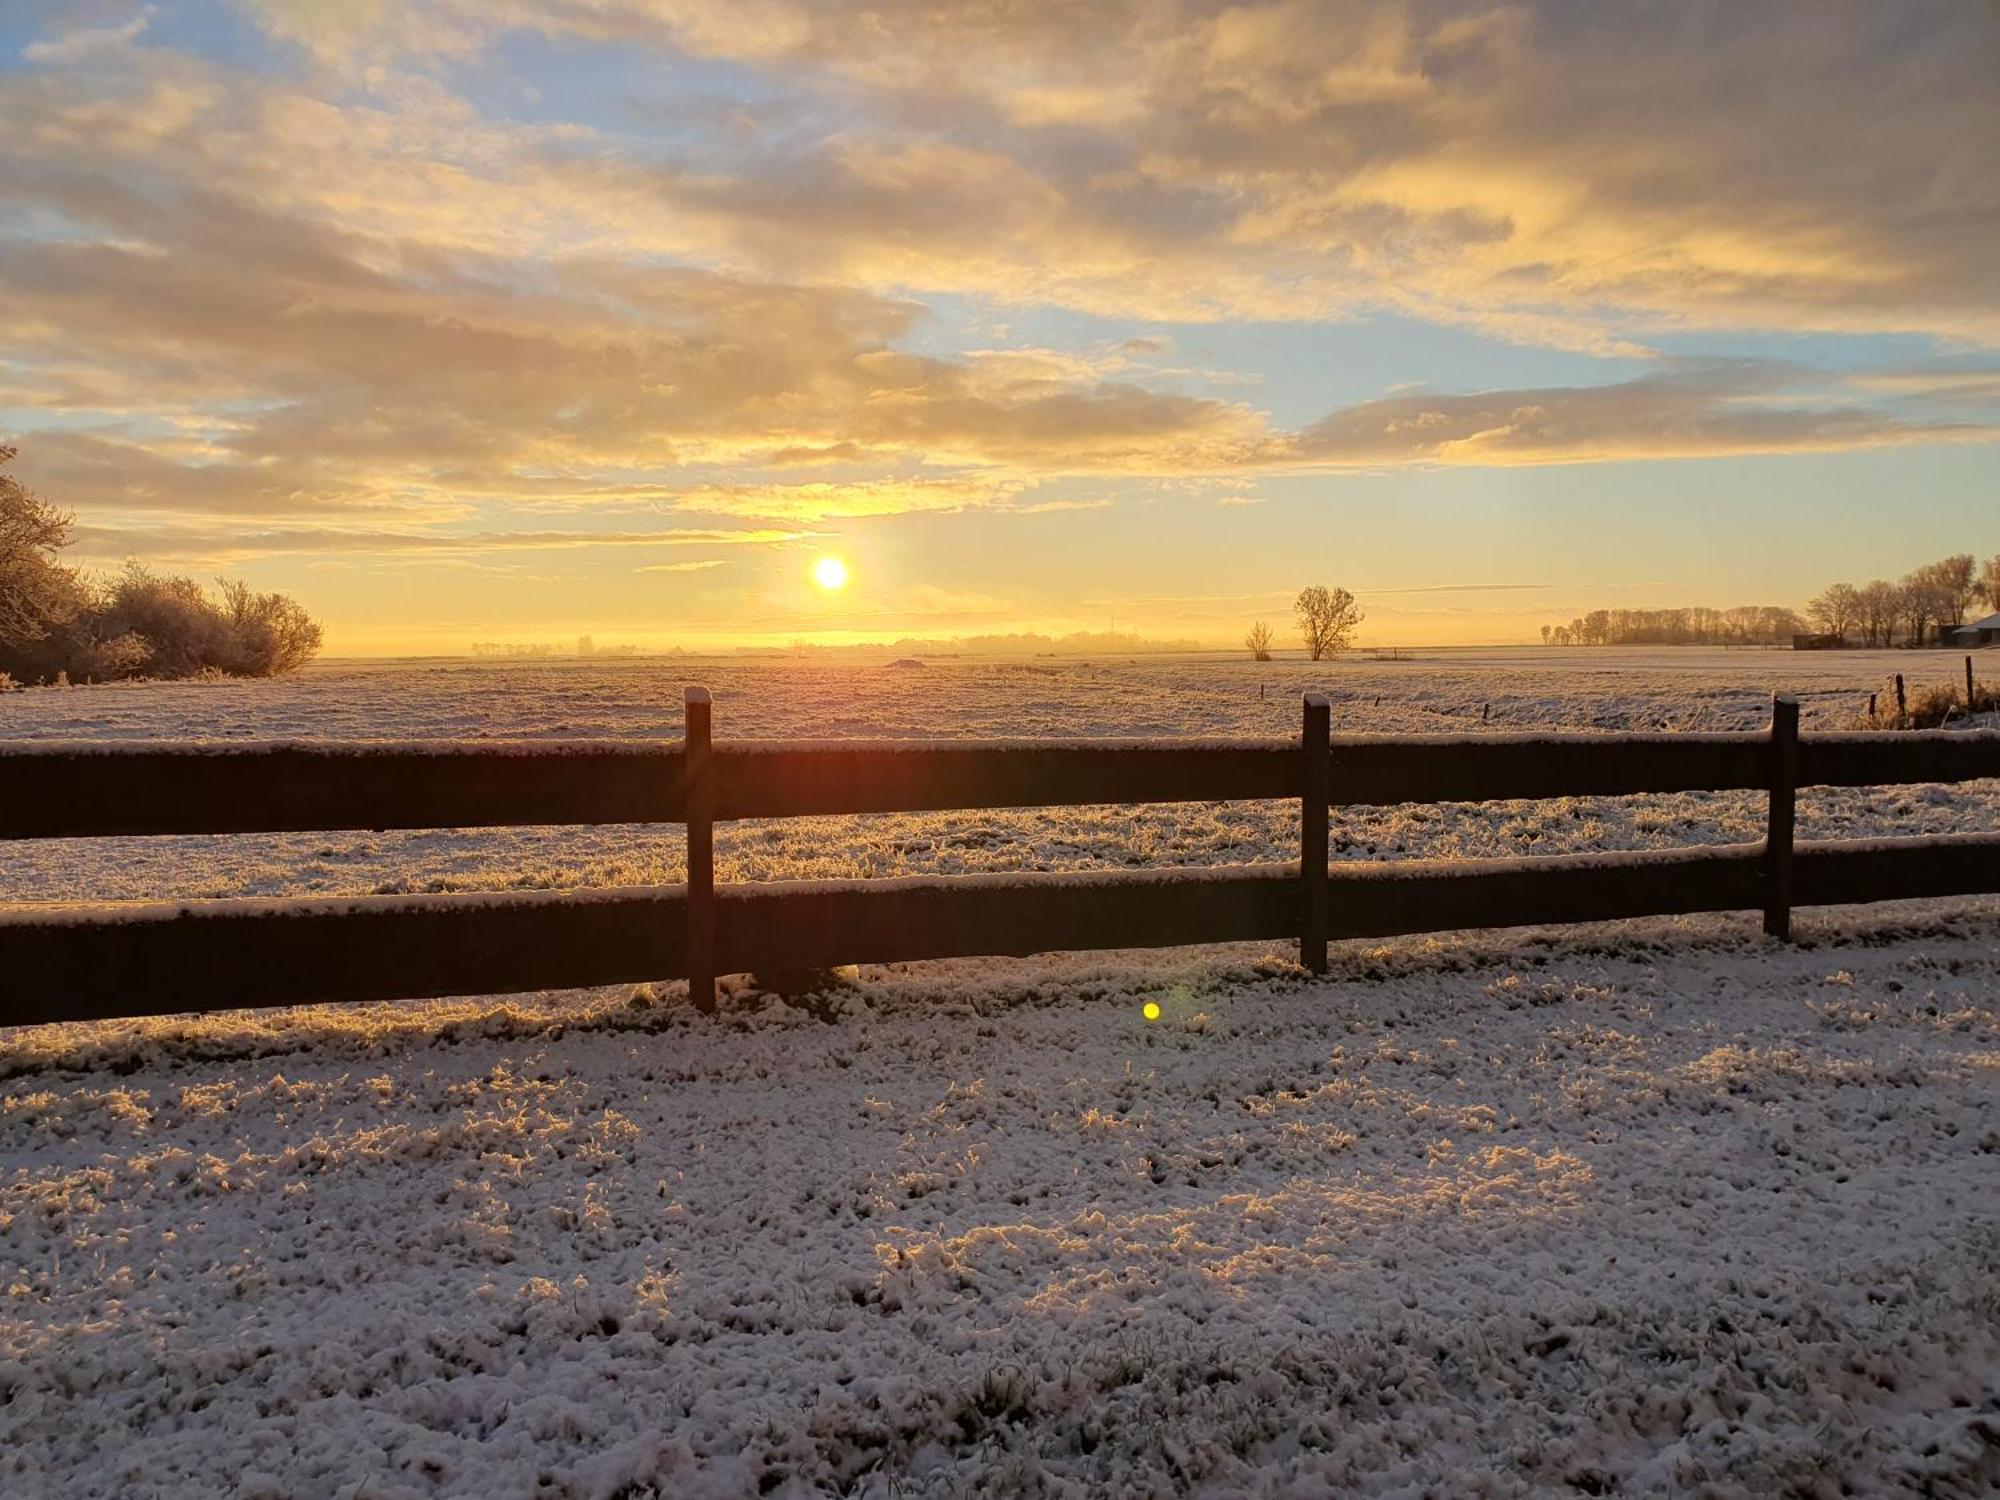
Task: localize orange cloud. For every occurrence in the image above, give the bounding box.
[1,4,1994,573]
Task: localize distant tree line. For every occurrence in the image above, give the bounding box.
[1543,552,2000,649]
[0,445,322,686]
[1541,605,1804,647]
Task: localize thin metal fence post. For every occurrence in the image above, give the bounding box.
[1301,692,1330,973]
[684,686,716,1012]
[1764,693,1799,940]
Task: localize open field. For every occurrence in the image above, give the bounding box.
[3,647,1998,1497]
[2,647,1996,909]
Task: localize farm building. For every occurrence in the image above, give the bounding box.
[1947,611,2000,647]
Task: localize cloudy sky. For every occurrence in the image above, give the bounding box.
[3,1,1996,652]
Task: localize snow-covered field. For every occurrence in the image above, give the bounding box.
[2,646,1996,906]
[3,647,1998,1497]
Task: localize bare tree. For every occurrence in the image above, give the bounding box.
[1294,585,1364,661]
[1856,579,1899,647]
[1897,571,1943,648]
[1927,554,1979,629]
[1806,582,1860,643]
[1244,619,1273,661]
[1982,554,2000,612]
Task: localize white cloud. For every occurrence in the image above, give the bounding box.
[22,11,151,66]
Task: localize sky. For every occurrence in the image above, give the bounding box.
[1,0,1996,654]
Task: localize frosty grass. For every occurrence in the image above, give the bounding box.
[3,648,1997,1496]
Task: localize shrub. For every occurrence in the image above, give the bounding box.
[64,629,156,683]
[1,565,325,685]
[218,579,324,676]
[91,565,237,678]
[1,447,323,685]
[1856,678,2000,729]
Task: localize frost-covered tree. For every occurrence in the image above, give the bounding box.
[220,578,324,676]
[1294,585,1363,661]
[0,445,87,668]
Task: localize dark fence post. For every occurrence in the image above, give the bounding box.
[1301,692,1330,974]
[1895,673,1906,729]
[1763,693,1800,940]
[684,686,717,1012]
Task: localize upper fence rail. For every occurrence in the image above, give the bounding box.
[5,727,1998,840]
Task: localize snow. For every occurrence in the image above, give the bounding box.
[2,913,1997,1495]
[0,645,1985,744]
[2,650,1995,911]
[3,648,1998,1495]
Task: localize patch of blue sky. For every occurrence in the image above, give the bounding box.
[1644,328,1974,376]
[2,3,274,77]
[0,390,294,442]
[896,295,1652,426]
[442,28,813,154]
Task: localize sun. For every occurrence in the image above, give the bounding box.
[812,556,849,590]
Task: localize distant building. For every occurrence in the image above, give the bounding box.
[1948,612,2000,647]
[1792,632,1845,651]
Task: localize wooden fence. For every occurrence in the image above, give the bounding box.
[3,690,1998,1026]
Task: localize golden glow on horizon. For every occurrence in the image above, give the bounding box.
[6,5,1991,658]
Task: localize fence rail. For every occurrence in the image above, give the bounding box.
[8,728,1998,839]
[3,690,1998,1026]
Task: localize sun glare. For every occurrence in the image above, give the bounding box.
[813,557,850,590]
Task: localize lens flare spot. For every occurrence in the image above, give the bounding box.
[1142,1001,1161,1022]
[812,557,849,590]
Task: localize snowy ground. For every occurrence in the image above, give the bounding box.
[3,913,1998,1496]
[3,648,1998,1496]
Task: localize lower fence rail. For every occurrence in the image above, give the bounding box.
[6,831,1997,1027]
